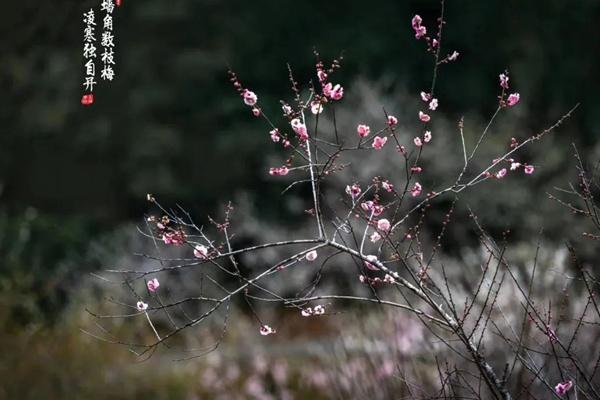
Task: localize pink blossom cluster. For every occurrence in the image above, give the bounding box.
[269,166,290,176]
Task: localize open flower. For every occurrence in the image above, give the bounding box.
[377,218,391,232]
[136,301,148,311]
[419,111,431,122]
[424,131,432,143]
[411,182,422,197]
[381,180,393,192]
[428,98,438,111]
[496,168,507,179]
[357,124,371,137]
[243,90,258,106]
[370,231,381,243]
[346,183,362,199]
[194,244,208,259]
[414,137,423,147]
[507,93,520,107]
[147,278,160,292]
[524,164,535,175]
[372,136,388,150]
[329,84,344,100]
[306,250,318,262]
[387,115,398,126]
[291,118,308,141]
[259,325,276,336]
[420,91,431,102]
[310,101,323,114]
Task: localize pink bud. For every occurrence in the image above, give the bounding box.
[414,137,423,147]
[507,93,520,107]
[418,111,431,122]
[524,165,535,175]
[387,115,398,126]
[306,250,318,262]
[364,255,380,271]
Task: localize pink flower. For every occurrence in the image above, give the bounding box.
[420,91,431,102]
[554,380,573,396]
[357,124,371,137]
[162,231,186,245]
[499,73,509,89]
[448,51,459,61]
[291,118,309,141]
[317,70,327,82]
[372,136,388,150]
[414,26,427,39]
[364,255,379,271]
[383,274,396,284]
[269,166,289,176]
[310,101,323,114]
[270,129,281,143]
[411,182,422,197]
[329,84,344,100]
[136,301,148,311]
[259,325,276,336]
[411,15,422,29]
[194,244,208,259]
[147,278,160,292]
[510,162,521,171]
[424,131,432,143]
[377,218,391,232]
[370,231,381,243]
[413,137,422,147]
[432,39,439,48]
[496,168,507,179]
[243,90,258,106]
[419,111,431,122]
[411,166,422,173]
[346,183,362,199]
[429,98,438,111]
[381,180,393,192]
[282,104,292,115]
[524,165,535,175]
[387,115,398,126]
[507,93,520,107]
[306,250,318,262]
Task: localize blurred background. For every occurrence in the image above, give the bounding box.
[1,0,599,398]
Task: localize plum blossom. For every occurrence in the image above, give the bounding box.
[136,301,148,311]
[243,90,258,106]
[147,278,160,292]
[364,255,380,270]
[162,231,186,246]
[510,162,521,171]
[499,73,509,89]
[411,166,422,173]
[259,325,276,336]
[496,168,507,179]
[282,104,292,115]
[291,118,309,141]
[524,164,535,175]
[306,250,318,262]
[269,166,289,176]
[419,111,431,122]
[346,183,362,199]
[414,137,422,147]
[507,93,520,107]
[194,244,208,259]
[251,107,260,117]
[411,182,422,197]
[329,84,344,100]
[270,129,281,142]
[383,274,396,284]
[448,51,459,61]
[377,218,391,232]
[411,15,426,39]
[387,115,398,126]
[372,136,388,150]
[554,380,573,396]
[424,131,432,143]
[357,124,371,137]
[310,101,323,114]
[313,305,325,315]
[381,180,393,192]
[420,91,431,102]
[370,231,381,243]
[429,98,438,110]
[361,201,384,216]
[317,70,327,82]
[301,305,325,317]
